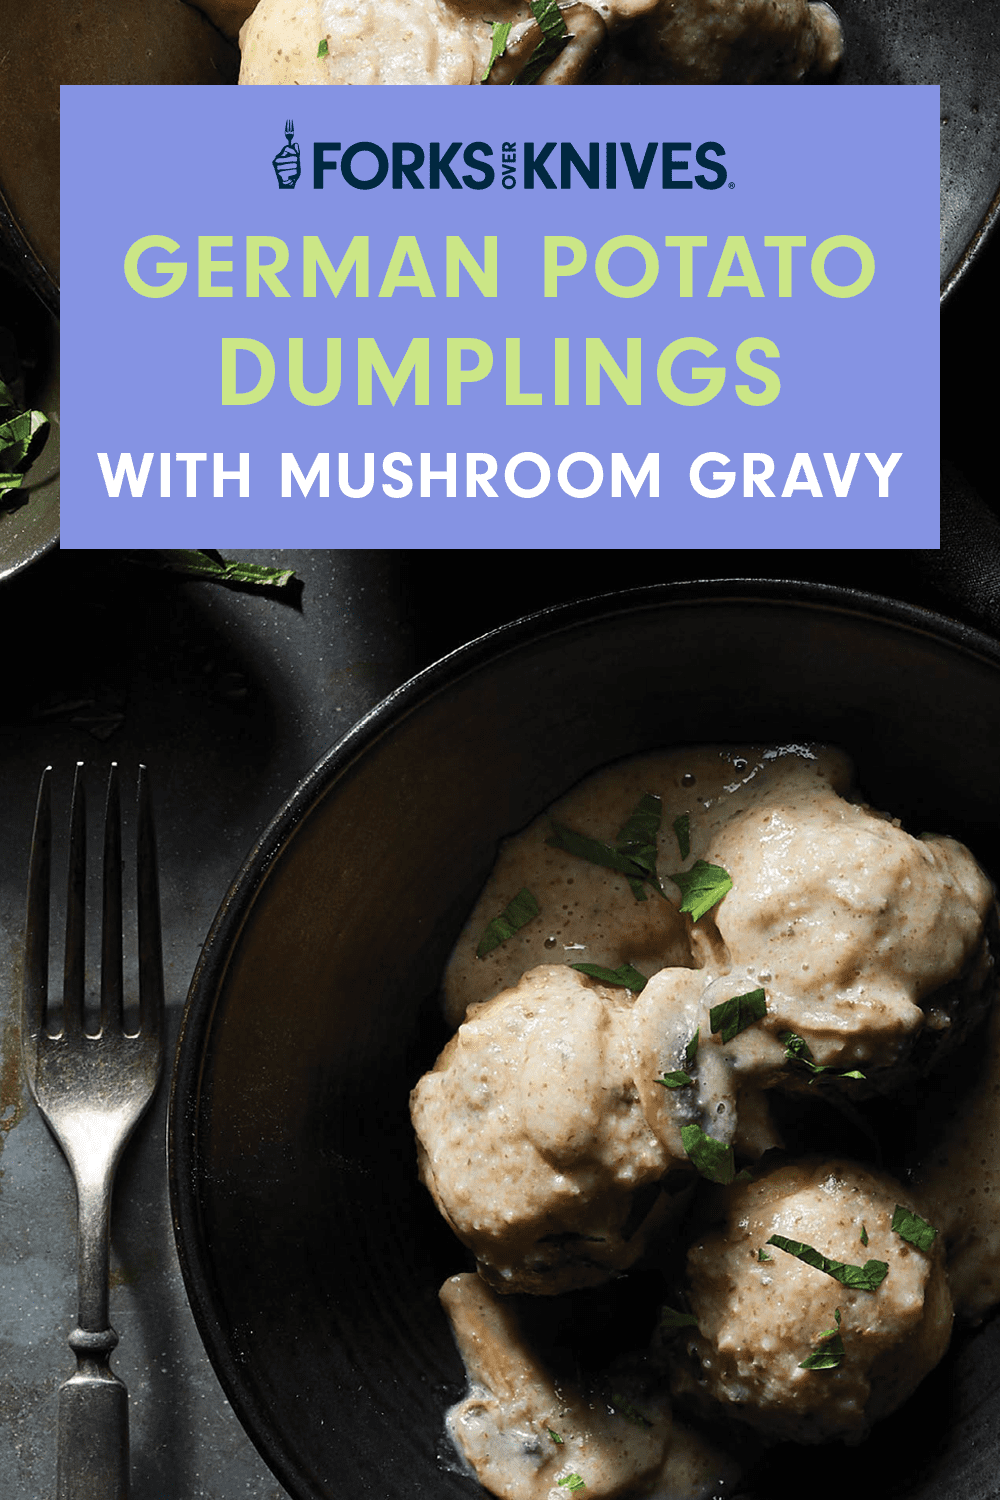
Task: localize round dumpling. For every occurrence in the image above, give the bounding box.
[699,755,997,1091]
[410,965,687,1295]
[668,1157,953,1443]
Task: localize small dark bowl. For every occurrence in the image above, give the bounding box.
[169,580,1000,1500]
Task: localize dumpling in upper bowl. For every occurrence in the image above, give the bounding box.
[238,0,842,86]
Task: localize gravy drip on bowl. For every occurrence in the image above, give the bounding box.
[411,744,999,1498]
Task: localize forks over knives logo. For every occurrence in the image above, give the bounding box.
[273,119,301,189]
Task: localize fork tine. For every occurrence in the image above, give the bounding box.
[100,763,124,1035]
[24,766,52,1041]
[62,763,87,1040]
[136,764,164,1039]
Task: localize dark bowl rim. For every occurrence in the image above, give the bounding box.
[167,574,1000,1500]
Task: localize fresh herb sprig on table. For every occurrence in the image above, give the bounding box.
[0,359,49,507]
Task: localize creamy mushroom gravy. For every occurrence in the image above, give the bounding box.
[239,0,842,87]
[411,745,1000,1498]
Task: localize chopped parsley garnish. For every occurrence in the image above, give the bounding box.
[548,1429,563,1444]
[515,0,569,84]
[658,1305,700,1335]
[891,1205,938,1253]
[571,961,647,993]
[557,1475,586,1492]
[758,1248,772,1262]
[611,1393,652,1427]
[615,793,663,901]
[672,813,690,860]
[476,886,540,957]
[780,1030,865,1082]
[681,1123,738,1185]
[766,1235,889,1291]
[656,1030,699,1089]
[0,368,49,505]
[799,1308,844,1370]
[547,794,665,902]
[317,36,329,55]
[481,20,512,80]
[132,551,298,590]
[860,1223,869,1247]
[710,988,767,1043]
[667,860,732,922]
[656,1069,693,1089]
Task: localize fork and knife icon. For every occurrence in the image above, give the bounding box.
[273,119,302,189]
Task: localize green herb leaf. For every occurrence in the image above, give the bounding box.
[481,20,512,79]
[615,794,661,873]
[658,1304,700,1335]
[766,1235,889,1291]
[684,1029,700,1069]
[860,1223,869,1247]
[656,1070,693,1089]
[611,1393,652,1427]
[548,1429,563,1444]
[710,988,767,1044]
[140,551,298,589]
[758,1248,772,1262]
[571,961,647,993]
[547,821,649,880]
[317,36,329,55]
[0,403,49,500]
[799,1308,844,1370]
[672,814,690,860]
[477,887,541,957]
[557,1475,586,1492]
[515,0,569,84]
[780,1030,866,1082]
[891,1205,938,1254]
[668,860,732,922]
[681,1123,737,1185]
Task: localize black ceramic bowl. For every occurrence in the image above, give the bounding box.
[169,580,1000,1500]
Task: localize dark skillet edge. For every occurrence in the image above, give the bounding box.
[942,185,1000,304]
[0,188,59,320]
[167,576,1000,1500]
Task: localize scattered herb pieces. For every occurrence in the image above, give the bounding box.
[710,988,767,1044]
[672,813,690,860]
[891,1205,938,1254]
[667,860,732,922]
[557,1475,586,1492]
[681,1123,738,1185]
[658,1305,700,1335]
[611,1393,652,1427]
[481,20,512,79]
[656,1030,700,1089]
[860,1224,869,1247]
[780,1030,866,1082]
[477,887,540,957]
[616,795,661,900]
[515,0,569,84]
[656,1069,693,1090]
[547,795,665,902]
[0,367,49,505]
[317,36,329,55]
[571,961,647,993]
[799,1309,844,1370]
[766,1235,889,1291]
[548,1429,563,1444]
[758,1248,772,1262]
[133,551,298,590]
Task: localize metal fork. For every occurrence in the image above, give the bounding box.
[22,762,164,1500]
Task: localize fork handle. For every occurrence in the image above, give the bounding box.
[56,1333,128,1500]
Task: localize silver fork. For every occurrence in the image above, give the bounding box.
[22,762,164,1500]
